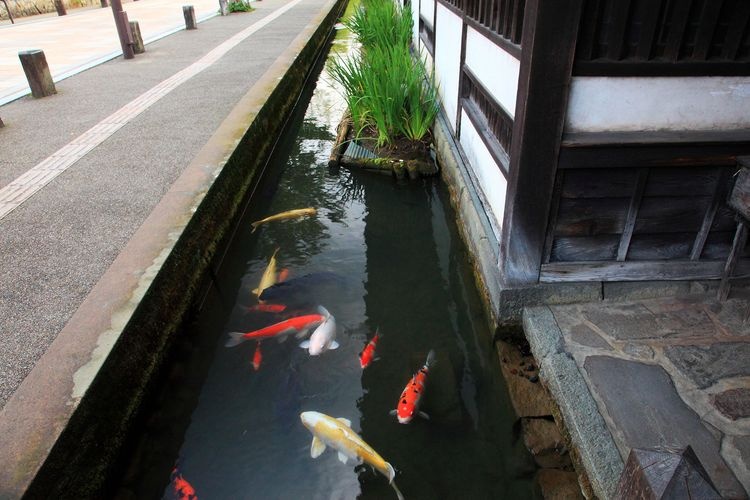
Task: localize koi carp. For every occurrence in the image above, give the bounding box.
[252,342,262,371]
[391,350,436,424]
[278,268,290,282]
[300,411,404,500]
[253,248,280,300]
[250,208,317,233]
[359,329,380,368]
[245,303,287,313]
[225,314,324,347]
[299,306,339,355]
[171,468,197,500]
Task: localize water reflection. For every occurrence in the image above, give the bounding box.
[112,20,537,500]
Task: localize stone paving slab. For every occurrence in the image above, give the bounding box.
[524,294,750,499]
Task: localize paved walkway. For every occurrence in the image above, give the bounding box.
[0,0,341,494]
[0,0,221,104]
[524,292,750,499]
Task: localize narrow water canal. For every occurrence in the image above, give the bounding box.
[114,23,537,500]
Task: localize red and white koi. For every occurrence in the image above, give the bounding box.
[391,350,436,424]
[225,314,324,347]
[359,329,380,369]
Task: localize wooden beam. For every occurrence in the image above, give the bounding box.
[692,0,723,61]
[616,168,648,261]
[540,259,750,283]
[499,0,583,285]
[718,221,749,300]
[635,1,662,60]
[541,170,565,264]
[691,169,730,260]
[664,0,692,61]
[606,0,631,60]
[721,1,750,60]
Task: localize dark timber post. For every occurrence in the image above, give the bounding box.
[54,0,67,15]
[110,0,135,60]
[129,21,145,54]
[183,5,197,29]
[100,0,108,7]
[219,0,228,16]
[18,50,57,98]
[499,0,583,285]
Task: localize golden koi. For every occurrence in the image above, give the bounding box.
[300,411,404,500]
[253,248,279,299]
[250,208,317,233]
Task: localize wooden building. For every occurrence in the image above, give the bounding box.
[411,0,750,307]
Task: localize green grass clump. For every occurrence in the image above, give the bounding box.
[329,0,438,147]
[227,0,253,13]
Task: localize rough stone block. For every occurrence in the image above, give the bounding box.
[584,356,745,498]
[521,417,571,469]
[665,343,750,389]
[496,340,552,418]
[536,469,583,500]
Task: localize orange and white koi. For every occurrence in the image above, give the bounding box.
[225,314,324,347]
[171,468,197,500]
[359,329,380,369]
[252,342,262,371]
[391,350,436,424]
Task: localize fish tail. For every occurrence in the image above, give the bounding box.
[391,480,405,500]
[250,221,260,233]
[425,349,436,368]
[385,462,396,483]
[225,331,247,347]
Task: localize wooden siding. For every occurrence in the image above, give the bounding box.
[575,0,750,76]
[419,14,435,54]
[460,65,512,173]
[540,163,750,282]
[437,0,525,57]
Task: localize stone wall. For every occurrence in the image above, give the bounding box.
[1,0,101,21]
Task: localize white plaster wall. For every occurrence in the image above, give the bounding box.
[410,0,419,47]
[433,4,462,130]
[419,0,435,28]
[566,77,750,133]
[464,27,519,118]
[460,110,507,234]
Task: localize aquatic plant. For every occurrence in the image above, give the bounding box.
[329,0,438,146]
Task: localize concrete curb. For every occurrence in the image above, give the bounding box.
[0,0,345,496]
[523,306,624,499]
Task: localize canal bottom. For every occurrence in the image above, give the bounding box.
[112,34,539,500]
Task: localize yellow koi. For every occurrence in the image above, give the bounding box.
[250,208,317,233]
[300,411,404,500]
[253,248,279,299]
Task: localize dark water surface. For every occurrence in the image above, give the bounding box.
[114,25,537,500]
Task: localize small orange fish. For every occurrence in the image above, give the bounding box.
[359,329,380,369]
[245,303,287,313]
[278,268,290,282]
[392,350,435,424]
[171,468,198,500]
[252,342,262,371]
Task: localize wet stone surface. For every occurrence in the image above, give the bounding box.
[583,356,745,498]
[714,388,750,420]
[665,343,750,389]
[567,323,613,350]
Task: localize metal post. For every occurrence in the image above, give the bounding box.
[109,0,135,59]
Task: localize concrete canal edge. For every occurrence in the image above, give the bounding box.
[0,0,346,497]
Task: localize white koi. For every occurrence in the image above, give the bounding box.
[299,306,339,355]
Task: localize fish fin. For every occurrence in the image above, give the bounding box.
[373,357,381,362]
[316,305,330,319]
[336,417,352,427]
[419,411,430,420]
[426,349,436,368]
[310,436,326,458]
[299,340,311,349]
[250,221,260,233]
[391,480,405,500]
[389,409,397,416]
[295,327,311,339]
[385,462,396,483]
[225,332,246,347]
[337,452,348,464]
[329,340,340,350]
[275,327,297,343]
[251,288,259,295]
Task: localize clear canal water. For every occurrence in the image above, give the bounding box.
[113,22,538,500]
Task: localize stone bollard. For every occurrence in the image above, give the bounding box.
[183,5,197,30]
[54,0,67,15]
[129,21,145,54]
[218,0,228,16]
[18,50,57,98]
